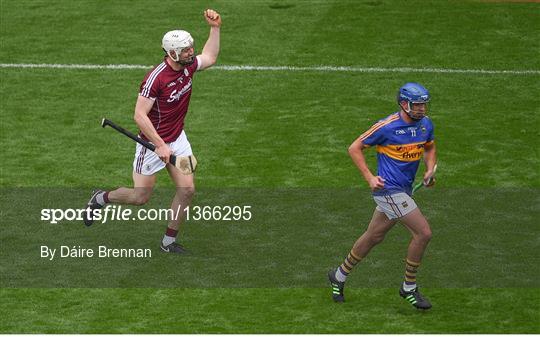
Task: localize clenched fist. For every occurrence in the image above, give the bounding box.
[204,9,222,27]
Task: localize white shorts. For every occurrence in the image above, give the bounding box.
[374,192,417,219]
[133,131,193,176]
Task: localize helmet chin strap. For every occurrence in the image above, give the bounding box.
[404,102,425,121]
[168,50,181,62]
[169,50,194,66]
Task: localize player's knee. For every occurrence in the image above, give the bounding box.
[177,186,195,199]
[368,232,386,245]
[417,228,432,244]
[133,193,151,206]
[423,229,432,242]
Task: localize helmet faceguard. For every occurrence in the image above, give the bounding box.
[397,82,430,121]
[162,30,195,66]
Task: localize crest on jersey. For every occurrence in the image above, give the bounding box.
[184,69,189,76]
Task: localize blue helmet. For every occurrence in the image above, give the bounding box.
[397,82,430,120]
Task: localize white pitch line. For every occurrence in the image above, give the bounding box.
[216,65,540,75]
[0,63,150,70]
[0,63,539,75]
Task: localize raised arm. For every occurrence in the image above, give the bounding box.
[198,9,221,70]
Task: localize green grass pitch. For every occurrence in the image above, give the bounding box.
[1,0,539,333]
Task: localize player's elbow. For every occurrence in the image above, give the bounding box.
[348,138,367,155]
[133,111,145,126]
[348,144,363,156]
[424,142,436,152]
[207,57,218,68]
[201,54,218,68]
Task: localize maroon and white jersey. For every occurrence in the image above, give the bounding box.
[138,56,201,143]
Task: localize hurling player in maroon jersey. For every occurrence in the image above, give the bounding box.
[84,9,222,254]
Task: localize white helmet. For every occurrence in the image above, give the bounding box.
[162,30,194,63]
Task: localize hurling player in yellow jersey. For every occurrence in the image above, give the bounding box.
[328,83,437,310]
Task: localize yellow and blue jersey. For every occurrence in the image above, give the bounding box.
[360,112,434,196]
